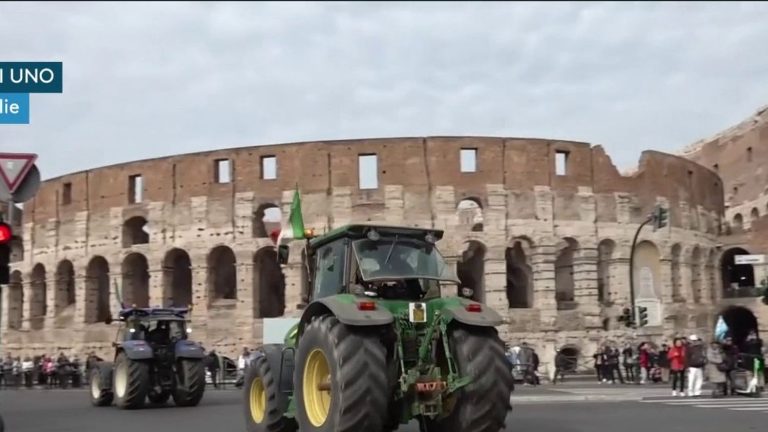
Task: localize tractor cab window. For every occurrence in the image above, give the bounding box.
[143,319,186,344]
[352,237,458,284]
[313,241,346,300]
[124,320,149,341]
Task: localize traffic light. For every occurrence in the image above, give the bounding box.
[618,307,634,327]
[0,221,11,284]
[637,306,649,327]
[652,205,668,230]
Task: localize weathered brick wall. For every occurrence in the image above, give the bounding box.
[1,137,724,371]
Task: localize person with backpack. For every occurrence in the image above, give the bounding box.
[686,335,706,396]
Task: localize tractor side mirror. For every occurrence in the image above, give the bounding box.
[277,245,289,265]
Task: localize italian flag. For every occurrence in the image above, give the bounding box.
[276,187,306,245]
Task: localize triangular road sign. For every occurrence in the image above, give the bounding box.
[0,153,38,194]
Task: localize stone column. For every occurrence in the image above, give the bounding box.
[483,246,507,310]
[148,265,166,308]
[610,256,631,306]
[282,241,307,318]
[573,244,601,328]
[235,250,256,342]
[73,273,88,330]
[532,241,557,329]
[189,264,209,336]
[680,256,693,303]
[43,275,56,329]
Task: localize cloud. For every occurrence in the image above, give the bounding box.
[1,1,768,179]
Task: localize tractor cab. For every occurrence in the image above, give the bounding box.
[280,224,460,305]
[114,307,192,350]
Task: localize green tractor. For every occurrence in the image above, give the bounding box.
[243,224,513,432]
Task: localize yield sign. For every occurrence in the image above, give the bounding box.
[0,153,38,194]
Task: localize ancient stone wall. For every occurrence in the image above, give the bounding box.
[1,137,724,373]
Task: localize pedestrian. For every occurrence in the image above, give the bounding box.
[743,330,764,391]
[552,348,567,384]
[685,335,706,396]
[530,348,541,385]
[205,349,220,389]
[657,343,670,383]
[593,347,605,383]
[706,340,727,397]
[622,344,636,383]
[638,343,650,384]
[721,336,739,395]
[668,337,687,397]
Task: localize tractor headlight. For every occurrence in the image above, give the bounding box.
[461,287,474,298]
[186,327,192,333]
[129,328,136,333]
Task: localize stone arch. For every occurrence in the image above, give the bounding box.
[207,245,237,301]
[751,207,760,223]
[732,213,743,232]
[690,246,702,304]
[506,237,533,308]
[29,263,47,330]
[670,243,683,301]
[253,247,286,318]
[634,241,661,299]
[597,239,616,303]
[54,259,76,315]
[85,256,111,324]
[122,216,149,248]
[720,247,755,298]
[7,270,23,330]
[555,237,578,309]
[633,240,662,326]
[9,236,23,263]
[707,249,718,303]
[558,345,580,372]
[253,203,282,238]
[162,248,192,308]
[457,198,484,232]
[122,253,150,308]
[457,240,486,303]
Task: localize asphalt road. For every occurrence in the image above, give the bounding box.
[1,387,767,432]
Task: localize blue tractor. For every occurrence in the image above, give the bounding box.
[89,307,206,409]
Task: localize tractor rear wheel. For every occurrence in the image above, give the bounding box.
[89,366,114,407]
[172,358,206,407]
[422,324,513,432]
[244,355,297,432]
[113,353,150,410]
[294,315,389,432]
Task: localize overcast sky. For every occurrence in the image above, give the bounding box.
[1,1,768,181]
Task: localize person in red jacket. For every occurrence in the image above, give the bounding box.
[668,337,687,396]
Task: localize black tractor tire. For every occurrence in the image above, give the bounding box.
[243,355,298,432]
[421,324,513,432]
[89,366,114,407]
[113,353,150,410]
[148,388,172,405]
[294,314,389,432]
[172,358,206,407]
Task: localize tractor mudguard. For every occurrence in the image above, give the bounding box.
[174,340,205,359]
[94,362,114,391]
[120,340,154,360]
[260,344,294,410]
[442,299,504,327]
[300,296,394,332]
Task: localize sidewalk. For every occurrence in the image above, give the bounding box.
[510,382,711,404]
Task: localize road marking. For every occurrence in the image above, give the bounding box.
[640,397,768,414]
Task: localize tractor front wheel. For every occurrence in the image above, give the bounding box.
[172,358,206,407]
[294,315,389,432]
[423,324,513,432]
[89,366,114,407]
[244,355,297,432]
[113,353,150,410]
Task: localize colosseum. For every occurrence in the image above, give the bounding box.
[0,136,728,371]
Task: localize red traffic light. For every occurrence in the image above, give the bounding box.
[0,222,11,244]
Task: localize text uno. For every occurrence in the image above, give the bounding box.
[0,68,56,84]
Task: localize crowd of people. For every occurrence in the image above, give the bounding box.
[584,332,765,396]
[0,353,84,389]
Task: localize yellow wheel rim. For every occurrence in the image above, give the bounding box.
[249,377,267,423]
[303,349,332,427]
